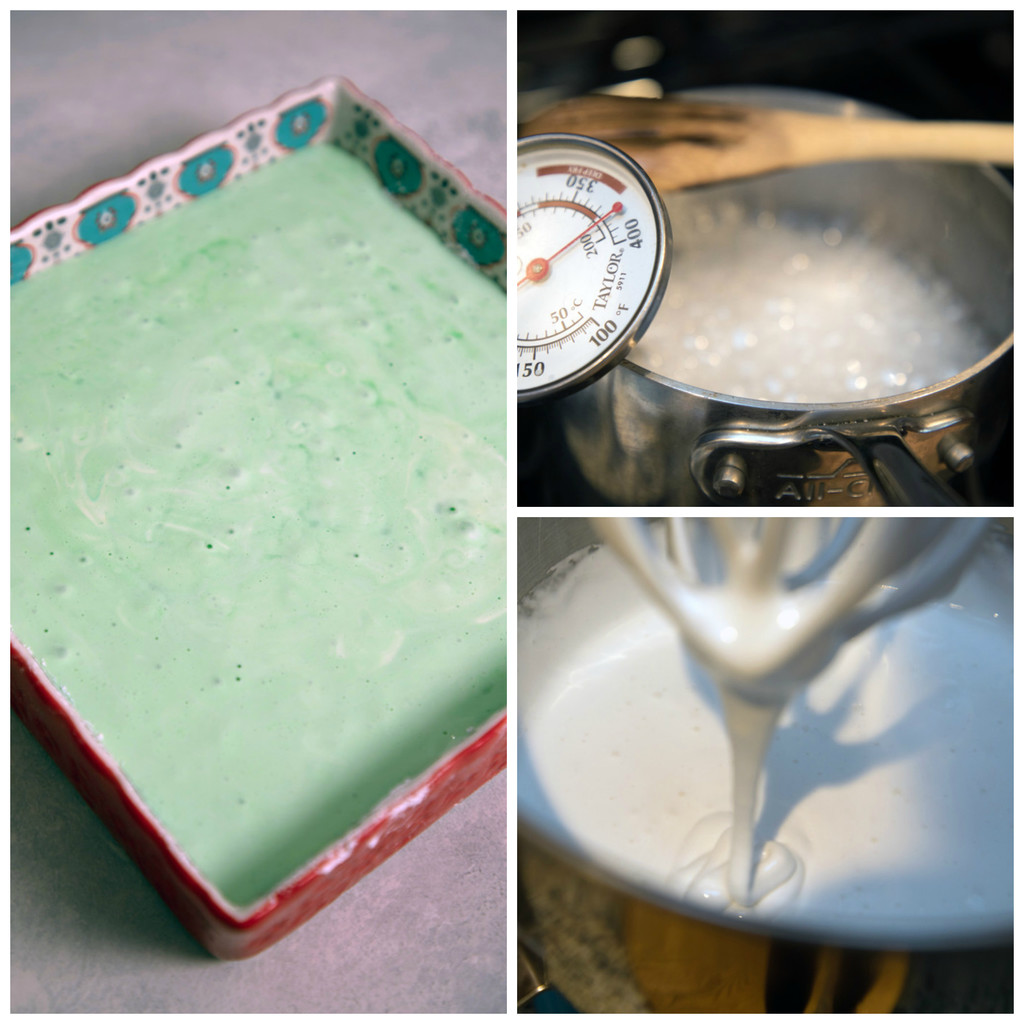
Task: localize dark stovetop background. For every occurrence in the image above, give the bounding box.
[518,10,1012,127]
[517,10,1013,506]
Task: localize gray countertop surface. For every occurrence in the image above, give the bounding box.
[11,10,507,1013]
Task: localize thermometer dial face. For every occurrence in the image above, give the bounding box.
[516,133,671,403]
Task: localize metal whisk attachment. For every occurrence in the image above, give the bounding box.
[591,517,988,701]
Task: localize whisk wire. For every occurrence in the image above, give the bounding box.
[591,516,989,691]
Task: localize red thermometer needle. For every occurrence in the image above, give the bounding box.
[518,202,624,286]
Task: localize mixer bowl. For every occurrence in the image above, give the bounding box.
[517,517,1012,1011]
[526,88,1012,506]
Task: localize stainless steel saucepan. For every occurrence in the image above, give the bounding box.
[525,89,1012,506]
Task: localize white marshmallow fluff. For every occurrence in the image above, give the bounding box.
[518,520,1011,947]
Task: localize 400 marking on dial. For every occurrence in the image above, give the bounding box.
[516,133,671,403]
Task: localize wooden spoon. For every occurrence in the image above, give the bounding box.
[520,94,1013,192]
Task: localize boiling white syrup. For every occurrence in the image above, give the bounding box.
[518,519,1011,943]
[632,205,993,404]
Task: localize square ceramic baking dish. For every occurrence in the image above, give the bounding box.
[10,77,507,959]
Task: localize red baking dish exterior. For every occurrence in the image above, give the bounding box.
[10,79,507,959]
[12,640,506,959]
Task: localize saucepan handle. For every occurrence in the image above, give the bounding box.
[825,431,965,506]
[690,414,975,506]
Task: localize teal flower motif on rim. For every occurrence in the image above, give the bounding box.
[275,100,327,150]
[76,193,137,246]
[179,145,234,197]
[11,243,32,285]
[453,207,505,267]
[375,137,423,196]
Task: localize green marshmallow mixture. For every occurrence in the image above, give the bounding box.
[11,143,506,906]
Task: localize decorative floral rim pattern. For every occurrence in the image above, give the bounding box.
[10,76,506,289]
